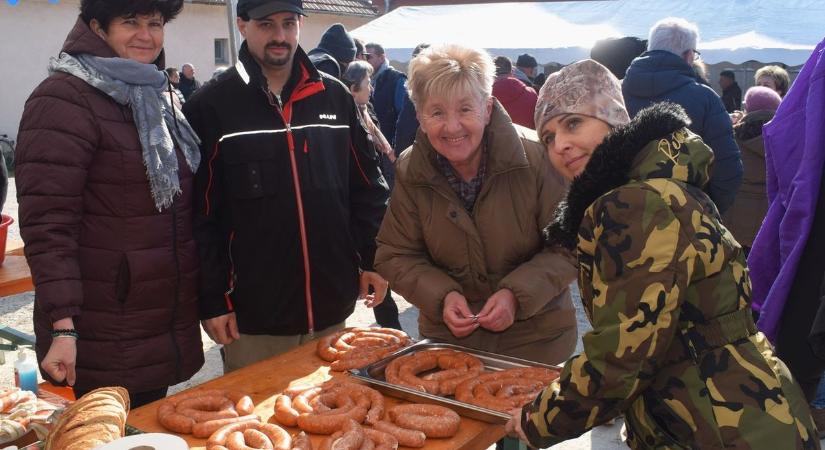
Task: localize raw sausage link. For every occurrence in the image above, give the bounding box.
[373,420,426,447]
[158,389,258,435]
[290,431,313,450]
[319,431,344,450]
[207,420,262,447]
[273,394,300,427]
[362,428,399,450]
[387,404,460,438]
[297,406,368,434]
[330,418,365,450]
[258,423,292,450]
[317,327,411,371]
[157,402,196,434]
[194,414,260,439]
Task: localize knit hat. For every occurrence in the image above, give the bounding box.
[535,59,630,134]
[744,86,782,113]
[516,53,538,68]
[317,24,357,65]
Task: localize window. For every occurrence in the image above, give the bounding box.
[215,38,229,65]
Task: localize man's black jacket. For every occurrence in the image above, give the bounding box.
[183,43,389,335]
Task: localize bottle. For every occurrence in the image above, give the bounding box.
[14,352,38,394]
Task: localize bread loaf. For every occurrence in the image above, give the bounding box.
[45,387,129,450]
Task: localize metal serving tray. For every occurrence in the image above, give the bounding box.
[348,340,560,424]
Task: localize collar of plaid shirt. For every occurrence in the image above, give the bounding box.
[435,142,488,213]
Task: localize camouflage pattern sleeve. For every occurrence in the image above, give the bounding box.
[522,183,698,447]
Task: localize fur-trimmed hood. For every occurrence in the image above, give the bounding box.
[544,102,715,250]
[734,109,774,142]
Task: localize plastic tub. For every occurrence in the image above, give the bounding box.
[0,213,15,265]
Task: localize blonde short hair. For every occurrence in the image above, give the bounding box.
[754,65,790,97]
[406,44,495,109]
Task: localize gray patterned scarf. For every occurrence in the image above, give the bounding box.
[49,52,201,211]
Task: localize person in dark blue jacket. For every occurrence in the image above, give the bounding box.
[622,17,742,214]
[365,42,419,165]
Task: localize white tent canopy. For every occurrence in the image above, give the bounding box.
[351,0,824,65]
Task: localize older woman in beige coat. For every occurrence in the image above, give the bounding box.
[374,45,577,364]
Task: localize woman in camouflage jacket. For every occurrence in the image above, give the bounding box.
[505,59,819,449]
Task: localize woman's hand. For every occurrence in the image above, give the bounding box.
[477,288,517,332]
[505,407,534,448]
[359,270,389,308]
[378,135,396,163]
[442,291,478,338]
[367,115,396,163]
[202,313,240,345]
[41,337,77,386]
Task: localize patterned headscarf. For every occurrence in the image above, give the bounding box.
[534,59,630,134]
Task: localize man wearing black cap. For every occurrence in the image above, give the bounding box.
[308,23,357,79]
[183,0,390,371]
[515,53,544,88]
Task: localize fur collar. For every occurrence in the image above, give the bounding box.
[543,102,691,250]
[734,109,774,141]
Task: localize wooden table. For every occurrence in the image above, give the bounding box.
[0,241,35,360]
[0,243,32,297]
[128,341,507,449]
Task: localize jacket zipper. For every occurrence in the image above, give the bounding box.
[224,231,236,309]
[266,88,315,336]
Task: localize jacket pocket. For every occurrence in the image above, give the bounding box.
[115,254,131,304]
[227,161,266,199]
[625,399,691,450]
[639,392,694,449]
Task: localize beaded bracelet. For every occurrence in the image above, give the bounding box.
[52,329,79,339]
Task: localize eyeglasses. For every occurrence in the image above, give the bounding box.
[692,49,702,61]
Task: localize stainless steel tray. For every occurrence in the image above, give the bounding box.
[348,340,560,424]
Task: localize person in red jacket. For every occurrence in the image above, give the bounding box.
[15,0,204,407]
[492,56,538,129]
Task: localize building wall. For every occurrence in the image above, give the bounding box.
[0,0,228,142]
[0,0,78,142]
[165,3,232,81]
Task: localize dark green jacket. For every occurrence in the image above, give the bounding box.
[524,103,818,449]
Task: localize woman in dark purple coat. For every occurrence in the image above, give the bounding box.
[15,0,204,407]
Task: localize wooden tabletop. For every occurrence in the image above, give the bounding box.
[0,239,31,298]
[127,341,506,450]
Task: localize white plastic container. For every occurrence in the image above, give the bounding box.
[13,352,38,394]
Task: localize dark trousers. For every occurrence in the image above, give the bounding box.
[373,289,402,330]
[775,172,825,401]
[74,386,168,409]
[776,287,825,401]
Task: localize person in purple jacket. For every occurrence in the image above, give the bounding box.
[748,38,825,405]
